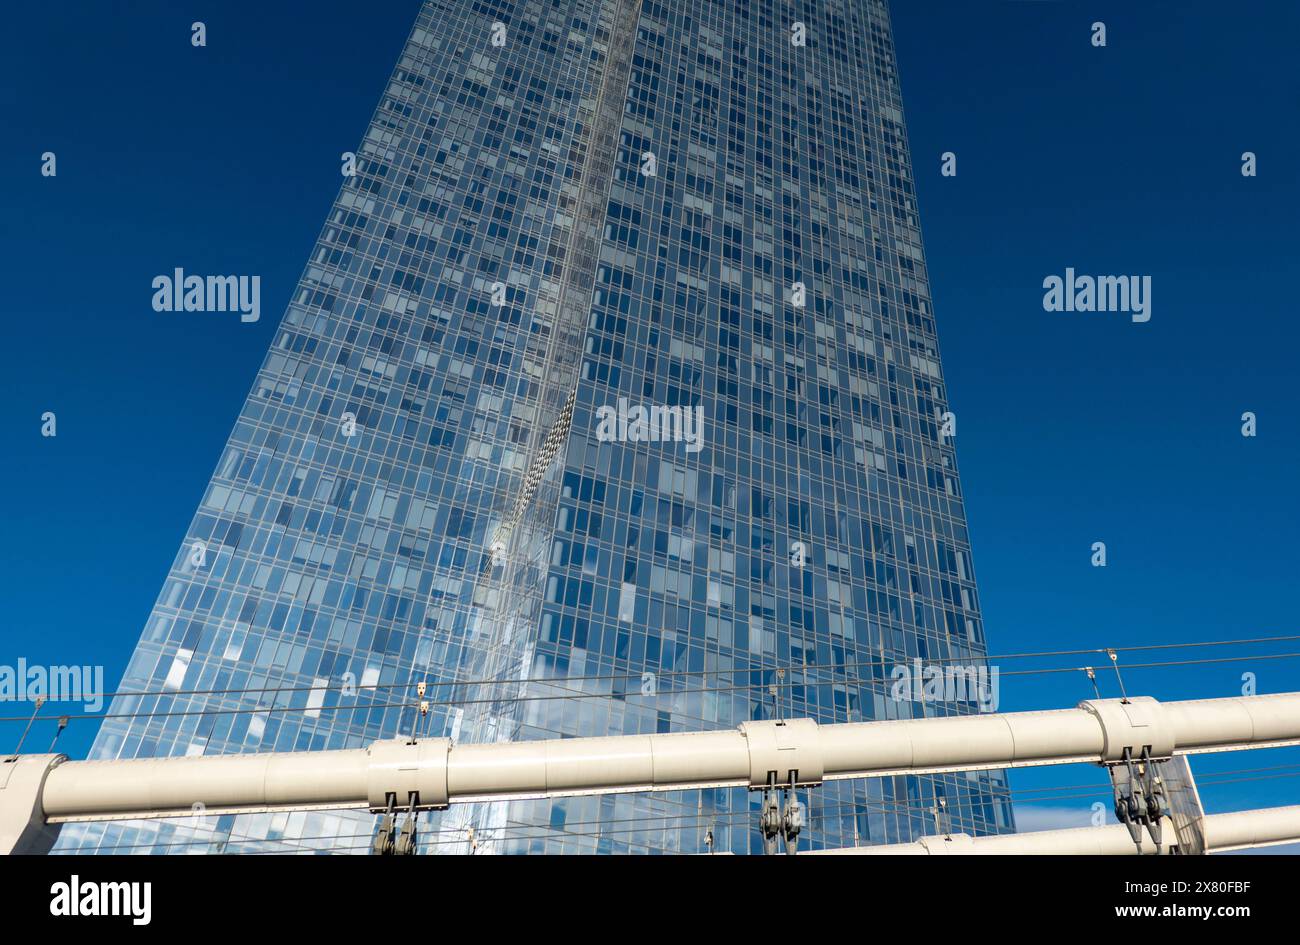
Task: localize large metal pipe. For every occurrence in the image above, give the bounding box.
[41,748,373,822]
[29,692,1300,825]
[1204,804,1300,852]
[802,806,1300,855]
[1161,695,1300,754]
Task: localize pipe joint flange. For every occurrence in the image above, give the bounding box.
[1079,697,1175,762]
[366,738,451,812]
[739,719,823,788]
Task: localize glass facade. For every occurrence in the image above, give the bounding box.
[57,0,1013,855]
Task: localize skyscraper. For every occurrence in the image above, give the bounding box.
[58,0,1013,855]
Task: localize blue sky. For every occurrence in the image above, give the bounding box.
[1,1,1297,843]
[889,0,1300,834]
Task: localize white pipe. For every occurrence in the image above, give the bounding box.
[1204,804,1300,852]
[42,748,372,822]
[32,692,1300,824]
[803,806,1300,855]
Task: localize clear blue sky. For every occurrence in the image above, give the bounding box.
[1,1,1297,839]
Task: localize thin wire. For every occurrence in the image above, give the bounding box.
[60,765,1300,854]
[5,648,1299,724]
[87,762,1300,840]
[31,632,1300,705]
[77,830,374,853]
[67,799,920,853]
[998,651,1300,677]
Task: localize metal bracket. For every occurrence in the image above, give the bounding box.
[371,797,396,855]
[1106,747,1172,853]
[758,771,805,855]
[372,795,419,856]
